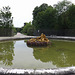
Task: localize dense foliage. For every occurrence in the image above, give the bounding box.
[32,4,57,30]
[21,22,35,35]
[0,6,15,36]
[32,0,75,30]
[20,0,75,36]
[22,22,32,33]
[0,6,13,28]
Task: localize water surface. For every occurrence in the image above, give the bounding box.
[0,40,75,69]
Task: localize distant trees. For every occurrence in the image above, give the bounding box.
[32,3,57,30]
[22,22,32,33]
[54,0,72,29]
[32,0,75,31]
[0,6,14,36]
[0,6,13,28]
[21,0,75,36]
[54,0,72,15]
[66,4,75,29]
[21,22,35,35]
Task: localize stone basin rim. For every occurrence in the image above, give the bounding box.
[0,67,75,75]
[0,35,75,74]
[0,36,75,41]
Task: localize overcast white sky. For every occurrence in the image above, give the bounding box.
[0,0,75,28]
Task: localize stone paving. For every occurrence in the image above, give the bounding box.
[0,33,37,41]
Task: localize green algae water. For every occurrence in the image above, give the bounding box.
[0,40,75,69]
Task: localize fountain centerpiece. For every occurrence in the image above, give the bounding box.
[27,33,51,46]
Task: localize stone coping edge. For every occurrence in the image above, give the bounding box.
[0,67,75,75]
[1,36,75,41]
[0,37,34,41]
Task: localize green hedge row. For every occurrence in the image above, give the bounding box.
[0,28,14,36]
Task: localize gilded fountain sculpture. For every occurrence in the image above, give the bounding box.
[27,33,50,46]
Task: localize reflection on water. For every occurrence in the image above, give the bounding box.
[0,40,75,69]
[33,40,75,67]
[0,41,15,66]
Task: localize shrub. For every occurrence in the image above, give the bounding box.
[27,26,35,35]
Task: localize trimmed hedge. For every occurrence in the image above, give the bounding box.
[33,29,75,36]
[0,28,13,36]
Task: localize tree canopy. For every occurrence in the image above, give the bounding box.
[54,0,72,15]
[0,6,13,28]
[32,3,57,30]
[32,0,75,31]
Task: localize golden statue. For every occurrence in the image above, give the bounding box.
[27,33,50,46]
